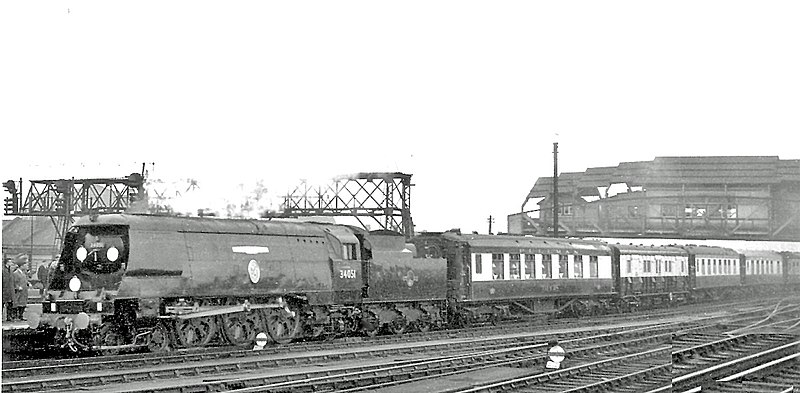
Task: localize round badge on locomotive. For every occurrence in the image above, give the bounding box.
[248,259,261,284]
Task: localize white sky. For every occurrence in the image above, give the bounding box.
[1,1,799,234]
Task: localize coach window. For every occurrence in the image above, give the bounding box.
[655,259,661,274]
[573,256,583,278]
[589,255,598,278]
[492,254,504,280]
[626,258,632,275]
[542,254,552,278]
[509,254,520,279]
[557,255,568,278]
[643,260,652,274]
[475,254,483,274]
[524,254,534,279]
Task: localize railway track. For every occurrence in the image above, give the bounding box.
[1,320,685,392]
[3,294,757,376]
[707,351,800,393]
[672,334,800,392]
[2,298,797,393]
[117,322,687,393]
[1,309,673,380]
[411,334,800,393]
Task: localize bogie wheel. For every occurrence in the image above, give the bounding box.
[95,323,122,356]
[266,306,300,344]
[147,322,172,353]
[387,312,407,335]
[360,311,380,337]
[221,313,256,347]
[177,316,217,348]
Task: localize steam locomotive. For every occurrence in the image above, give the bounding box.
[36,214,800,353]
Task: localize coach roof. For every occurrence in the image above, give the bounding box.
[610,243,688,256]
[441,233,611,254]
[680,245,740,257]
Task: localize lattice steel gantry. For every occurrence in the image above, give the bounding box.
[3,173,145,249]
[265,172,414,238]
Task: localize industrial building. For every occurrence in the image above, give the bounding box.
[508,156,800,241]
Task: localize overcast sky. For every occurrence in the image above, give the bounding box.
[1,1,798,234]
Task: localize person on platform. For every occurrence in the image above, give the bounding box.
[12,256,30,321]
[37,259,50,297]
[47,256,59,296]
[2,258,14,322]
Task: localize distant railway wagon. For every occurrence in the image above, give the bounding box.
[34,214,800,354]
[784,252,800,285]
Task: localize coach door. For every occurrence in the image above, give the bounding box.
[739,254,747,284]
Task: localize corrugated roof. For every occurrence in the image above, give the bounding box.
[526,156,799,200]
[528,172,601,198]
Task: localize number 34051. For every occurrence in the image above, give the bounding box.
[339,269,357,279]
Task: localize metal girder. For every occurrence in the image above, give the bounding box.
[3,173,145,249]
[266,172,414,238]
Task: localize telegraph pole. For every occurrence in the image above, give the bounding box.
[487,215,495,235]
[553,141,558,238]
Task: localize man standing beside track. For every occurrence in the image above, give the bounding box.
[2,257,14,321]
[12,256,29,321]
[37,259,50,298]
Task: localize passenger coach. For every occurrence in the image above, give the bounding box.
[412,232,616,319]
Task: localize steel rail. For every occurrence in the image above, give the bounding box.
[446,346,672,393]
[3,323,674,393]
[222,328,675,393]
[672,339,800,392]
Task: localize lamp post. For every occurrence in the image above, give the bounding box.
[553,141,558,238]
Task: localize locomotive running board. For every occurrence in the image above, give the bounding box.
[93,343,148,351]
